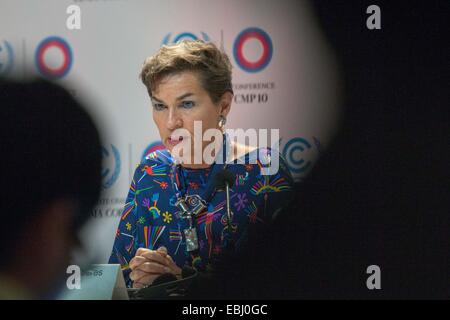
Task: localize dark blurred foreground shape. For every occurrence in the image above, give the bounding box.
[0,79,102,299]
[187,0,449,299]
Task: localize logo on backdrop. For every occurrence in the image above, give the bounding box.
[233,27,273,73]
[0,40,14,76]
[35,36,73,79]
[102,144,121,189]
[282,137,319,176]
[141,141,166,161]
[162,32,210,45]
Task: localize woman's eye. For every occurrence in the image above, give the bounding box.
[153,103,166,111]
[181,101,195,109]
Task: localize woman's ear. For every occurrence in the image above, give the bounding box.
[219,91,233,117]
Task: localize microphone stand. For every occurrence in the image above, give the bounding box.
[225,182,232,223]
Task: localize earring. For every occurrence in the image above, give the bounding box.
[218,115,227,128]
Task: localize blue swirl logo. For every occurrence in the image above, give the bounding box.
[0,40,14,76]
[282,137,315,174]
[102,144,121,189]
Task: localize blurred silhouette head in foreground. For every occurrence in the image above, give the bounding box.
[0,78,102,299]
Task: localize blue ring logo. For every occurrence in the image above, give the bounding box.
[0,40,14,76]
[283,137,313,174]
[102,144,121,189]
[233,27,273,73]
[35,36,73,79]
[162,32,210,45]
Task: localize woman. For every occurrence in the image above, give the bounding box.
[109,40,294,290]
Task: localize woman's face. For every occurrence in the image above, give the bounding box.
[151,70,231,166]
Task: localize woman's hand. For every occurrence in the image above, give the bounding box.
[129,246,181,288]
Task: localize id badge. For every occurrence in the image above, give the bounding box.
[184,227,199,252]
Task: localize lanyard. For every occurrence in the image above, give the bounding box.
[168,133,231,252]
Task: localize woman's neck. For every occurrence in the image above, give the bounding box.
[179,141,257,169]
[181,163,212,170]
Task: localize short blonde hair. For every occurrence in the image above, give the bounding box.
[140,40,233,104]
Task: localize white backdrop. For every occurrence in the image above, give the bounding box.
[0,0,340,263]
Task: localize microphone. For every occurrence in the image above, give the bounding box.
[151,273,177,286]
[131,267,198,299]
[181,265,197,279]
[214,169,235,190]
[214,169,235,224]
[150,266,197,287]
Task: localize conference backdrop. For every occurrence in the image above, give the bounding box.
[0,0,340,263]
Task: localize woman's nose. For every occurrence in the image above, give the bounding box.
[166,107,182,130]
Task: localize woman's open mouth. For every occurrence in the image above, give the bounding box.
[167,136,184,146]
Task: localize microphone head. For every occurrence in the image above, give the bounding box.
[181,266,197,278]
[151,273,177,286]
[214,169,235,190]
